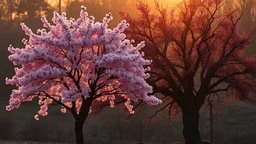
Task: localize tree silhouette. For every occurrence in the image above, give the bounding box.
[6,8,161,144]
[66,0,105,21]
[65,0,135,26]
[0,1,7,28]
[59,0,62,13]
[6,0,15,22]
[237,0,256,32]
[121,0,256,143]
[15,0,51,21]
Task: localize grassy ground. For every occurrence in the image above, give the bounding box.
[0,140,162,144]
[0,100,256,144]
[0,141,70,144]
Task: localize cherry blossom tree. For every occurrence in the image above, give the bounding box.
[121,0,256,143]
[5,7,161,144]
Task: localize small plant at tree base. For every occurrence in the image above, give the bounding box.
[5,6,161,144]
[121,0,256,143]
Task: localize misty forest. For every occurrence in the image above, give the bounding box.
[1,0,256,144]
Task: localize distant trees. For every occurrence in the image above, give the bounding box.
[15,0,51,21]
[0,0,15,28]
[0,0,52,29]
[6,0,15,23]
[121,0,256,143]
[0,1,7,28]
[65,0,135,25]
[59,0,62,13]
[6,8,161,144]
[237,0,256,32]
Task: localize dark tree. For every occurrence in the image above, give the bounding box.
[15,0,51,21]
[0,1,7,28]
[121,0,256,143]
[59,0,62,13]
[65,0,135,26]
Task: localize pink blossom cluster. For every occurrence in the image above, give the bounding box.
[6,6,161,120]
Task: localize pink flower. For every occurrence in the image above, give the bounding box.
[34,114,39,120]
[6,7,161,119]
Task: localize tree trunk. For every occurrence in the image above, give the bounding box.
[75,118,85,144]
[182,106,202,144]
[209,101,213,143]
[59,0,61,13]
[73,98,93,144]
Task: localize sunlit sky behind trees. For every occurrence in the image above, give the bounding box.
[46,0,182,8]
[0,0,255,105]
[44,0,255,34]
[1,0,255,29]
[1,0,254,30]
[0,0,255,92]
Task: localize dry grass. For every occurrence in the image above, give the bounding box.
[0,141,71,144]
[1,101,256,144]
[0,141,161,144]
[0,140,162,144]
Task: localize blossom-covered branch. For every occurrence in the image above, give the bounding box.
[6,6,161,121]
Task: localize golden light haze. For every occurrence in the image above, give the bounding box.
[163,0,183,4]
[46,0,182,10]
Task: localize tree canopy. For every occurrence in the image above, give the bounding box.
[121,0,256,143]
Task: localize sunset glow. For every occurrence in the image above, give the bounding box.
[148,0,183,4]
[46,0,183,11]
[46,0,59,7]
[164,0,183,4]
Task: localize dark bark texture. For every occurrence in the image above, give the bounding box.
[73,98,93,144]
[182,104,202,144]
[75,119,85,144]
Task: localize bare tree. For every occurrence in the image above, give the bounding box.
[121,0,256,143]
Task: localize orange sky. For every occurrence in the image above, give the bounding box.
[46,0,182,9]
